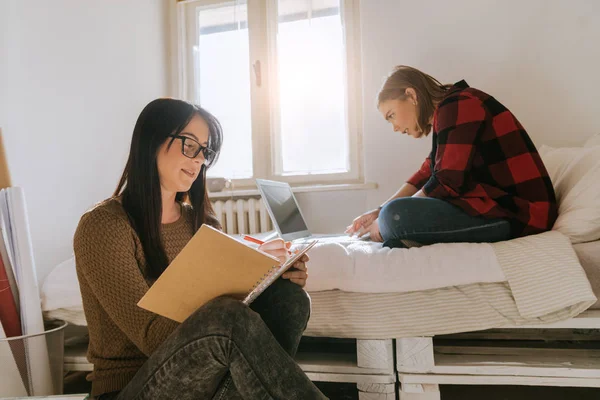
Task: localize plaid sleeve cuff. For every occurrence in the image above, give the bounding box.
[407,173,428,189]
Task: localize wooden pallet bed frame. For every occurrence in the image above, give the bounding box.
[396,310,600,400]
[63,310,600,400]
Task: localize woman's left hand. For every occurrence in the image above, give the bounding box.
[282,254,309,288]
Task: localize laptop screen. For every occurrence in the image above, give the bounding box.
[259,182,308,235]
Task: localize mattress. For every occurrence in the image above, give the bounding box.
[305,283,588,338]
[42,233,597,339]
[305,233,597,338]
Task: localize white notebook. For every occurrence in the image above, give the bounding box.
[4,187,54,395]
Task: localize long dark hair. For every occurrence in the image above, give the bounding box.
[378,65,452,135]
[114,98,223,280]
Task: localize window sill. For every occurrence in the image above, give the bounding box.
[208,182,378,200]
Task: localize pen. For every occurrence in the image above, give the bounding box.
[243,235,265,245]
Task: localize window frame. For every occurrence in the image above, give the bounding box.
[175,0,363,189]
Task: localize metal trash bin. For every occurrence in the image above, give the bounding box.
[0,320,68,397]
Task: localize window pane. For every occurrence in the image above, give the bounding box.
[195,2,253,179]
[277,0,348,175]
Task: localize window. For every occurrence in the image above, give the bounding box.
[177,0,362,187]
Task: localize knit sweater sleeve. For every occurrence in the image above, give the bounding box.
[73,208,179,356]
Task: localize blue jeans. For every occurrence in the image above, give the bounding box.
[98,279,326,400]
[378,197,511,248]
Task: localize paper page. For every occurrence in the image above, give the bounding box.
[0,190,16,280]
[8,188,54,395]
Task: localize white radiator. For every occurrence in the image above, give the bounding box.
[211,198,273,235]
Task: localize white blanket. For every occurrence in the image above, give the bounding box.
[304,237,506,293]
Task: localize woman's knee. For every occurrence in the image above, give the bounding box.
[380,198,420,223]
[271,279,311,322]
[204,296,247,316]
[378,198,418,239]
[290,285,311,326]
[280,278,310,303]
[185,296,256,334]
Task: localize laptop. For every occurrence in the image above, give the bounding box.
[255,179,351,242]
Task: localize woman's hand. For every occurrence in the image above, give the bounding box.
[258,239,291,265]
[283,254,309,288]
[345,209,380,237]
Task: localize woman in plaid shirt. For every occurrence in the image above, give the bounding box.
[346,66,558,248]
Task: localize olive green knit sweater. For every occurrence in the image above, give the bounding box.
[73,199,193,396]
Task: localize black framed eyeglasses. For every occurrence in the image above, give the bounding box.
[169,134,215,162]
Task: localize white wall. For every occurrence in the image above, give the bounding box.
[0,2,15,139]
[307,0,600,233]
[1,0,170,283]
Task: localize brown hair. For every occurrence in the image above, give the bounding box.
[377,65,452,135]
[114,98,222,280]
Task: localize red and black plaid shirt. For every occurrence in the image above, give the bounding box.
[408,80,557,237]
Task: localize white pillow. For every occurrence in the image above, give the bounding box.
[40,256,81,311]
[584,133,600,147]
[539,145,600,243]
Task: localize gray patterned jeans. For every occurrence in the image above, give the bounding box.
[99,279,326,400]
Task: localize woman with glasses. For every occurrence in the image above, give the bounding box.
[73,98,326,400]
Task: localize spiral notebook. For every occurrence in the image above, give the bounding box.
[138,224,316,323]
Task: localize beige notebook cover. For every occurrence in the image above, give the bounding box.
[138,224,292,322]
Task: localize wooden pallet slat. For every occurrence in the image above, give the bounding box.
[397,337,440,400]
[399,373,600,388]
[357,339,395,372]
